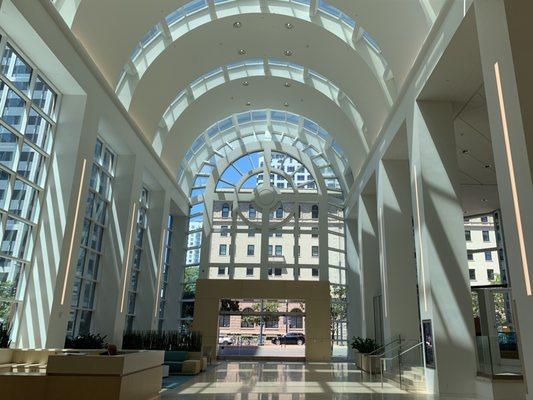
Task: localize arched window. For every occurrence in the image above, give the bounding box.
[249,204,256,219]
[241,308,255,328]
[275,206,283,218]
[289,308,303,329]
[222,203,230,218]
[312,205,319,219]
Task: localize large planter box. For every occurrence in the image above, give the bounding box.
[361,353,380,374]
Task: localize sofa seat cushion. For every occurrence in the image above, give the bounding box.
[165,361,183,373]
[164,351,188,362]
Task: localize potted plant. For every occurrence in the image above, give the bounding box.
[351,337,380,373]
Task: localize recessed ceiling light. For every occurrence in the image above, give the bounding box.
[482,198,488,202]
[284,82,291,87]
[246,101,251,106]
[461,149,470,154]
[484,164,492,169]
[233,21,242,28]
[283,102,289,107]
[284,50,293,56]
[285,22,294,29]
[238,49,246,55]
[242,81,249,86]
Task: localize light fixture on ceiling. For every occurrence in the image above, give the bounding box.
[233,21,242,28]
[246,101,252,106]
[242,81,249,86]
[482,198,488,203]
[238,49,246,55]
[461,149,470,154]
[284,50,293,56]
[285,22,294,29]
[283,102,289,107]
[284,82,291,87]
[484,164,492,169]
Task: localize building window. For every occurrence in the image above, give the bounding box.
[0,37,60,333]
[219,244,227,255]
[481,216,488,223]
[312,205,319,219]
[218,267,225,275]
[311,227,318,238]
[157,215,173,328]
[241,308,254,328]
[312,246,319,257]
[275,206,283,218]
[246,267,254,276]
[248,204,256,219]
[268,267,273,275]
[125,186,150,331]
[289,309,303,329]
[247,244,254,256]
[68,139,115,337]
[265,317,279,328]
[295,245,300,257]
[465,230,471,241]
[221,203,230,218]
[485,251,492,261]
[248,228,255,237]
[312,268,319,277]
[274,268,282,276]
[218,315,230,327]
[275,232,282,237]
[467,252,473,261]
[487,269,494,281]
[221,225,228,237]
[482,230,490,242]
[268,245,273,256]
[275,245,282,256]
[469,269,476,280]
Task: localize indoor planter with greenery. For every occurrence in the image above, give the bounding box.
[351,337,380,373]
[122,330,202,352]
[64,333,107,349]
[0,322,11,348]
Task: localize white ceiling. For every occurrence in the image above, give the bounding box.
[49,0,450,191]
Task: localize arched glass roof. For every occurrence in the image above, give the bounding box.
[115,0,394,107]
[178,109,349,201]
[152,58,366,155]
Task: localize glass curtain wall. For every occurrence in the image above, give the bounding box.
[0,31,59,331]
[125,187,149,332]
[67,139,115,337]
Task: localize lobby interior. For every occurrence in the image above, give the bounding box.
[0,0,532,399]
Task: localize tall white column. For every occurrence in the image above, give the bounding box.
[376,159,420,343]
[345,216,363,354]
[358,194,381,341]
[409,100,477,397]
[475,2,533,396]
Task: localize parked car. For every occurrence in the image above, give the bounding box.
[218,336,234,345]
[271,332,305,345]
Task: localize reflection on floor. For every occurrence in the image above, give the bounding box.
[159,361,437,399]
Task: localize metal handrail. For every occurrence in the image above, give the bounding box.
[368,335,401,356]
[380,341,423,389]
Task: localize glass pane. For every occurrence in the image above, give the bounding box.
[1,217,32,260]
[0,256,23,300]
[70,278,81,307]
[78,310,92,334]
[0,125,19,170]
[85,252,100,280]
[0,169,10,210]
[32,76,56,116]
[1,44,32,93]
[1,84,26,131]
[90,224,103,251]
[17,144,45,185]
[25,108,52,152]
[9,179,40,222]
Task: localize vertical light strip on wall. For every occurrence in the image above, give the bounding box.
[154,227,167,318]
[413,164,428,311]
[61,158,87,305]
[494,62,532,296]
[120,202,138,313]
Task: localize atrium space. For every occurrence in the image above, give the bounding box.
[0,0,532,399]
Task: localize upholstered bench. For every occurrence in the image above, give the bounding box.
[164,351,201,375]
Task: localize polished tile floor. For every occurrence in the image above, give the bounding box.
[159,361,438,399]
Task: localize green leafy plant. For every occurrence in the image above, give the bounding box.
[65,333,107,349]
[0,322,11,348]
[122,330,202,351]
[351,337,379,354]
